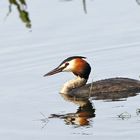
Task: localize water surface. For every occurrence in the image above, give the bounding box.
[0,0,140,139]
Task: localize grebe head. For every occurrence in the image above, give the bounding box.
[44,56,91,80]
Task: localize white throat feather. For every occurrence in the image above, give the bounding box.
[60,76,87,94]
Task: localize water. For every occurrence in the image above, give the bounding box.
[0,0,140,139]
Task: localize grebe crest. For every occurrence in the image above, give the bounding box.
[44,56,91,94]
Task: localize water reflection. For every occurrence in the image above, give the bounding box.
[62,0,87,13]
[50,94,95,126]
[136,0,140,5]
[82,0,87,14]
[5,0,140,28]
[39,90,139,128]
[7,0,31,28]
[90,90,138,101]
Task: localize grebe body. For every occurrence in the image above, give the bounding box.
[44,56,140,99]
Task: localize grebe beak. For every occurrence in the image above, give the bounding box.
[43,66,63,77]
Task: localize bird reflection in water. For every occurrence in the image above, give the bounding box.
[39,90,139,128]
[50,94,95,126]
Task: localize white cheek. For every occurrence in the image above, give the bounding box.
[62,60,75,72]
[63,65,71,72]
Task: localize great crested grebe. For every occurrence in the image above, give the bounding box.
[44,56,140,99]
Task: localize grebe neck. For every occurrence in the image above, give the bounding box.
[60,76,87,94]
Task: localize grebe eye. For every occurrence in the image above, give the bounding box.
[65,63,69,66]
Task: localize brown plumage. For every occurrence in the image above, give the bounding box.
[72,58,91,79]
[44,56,140,100]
